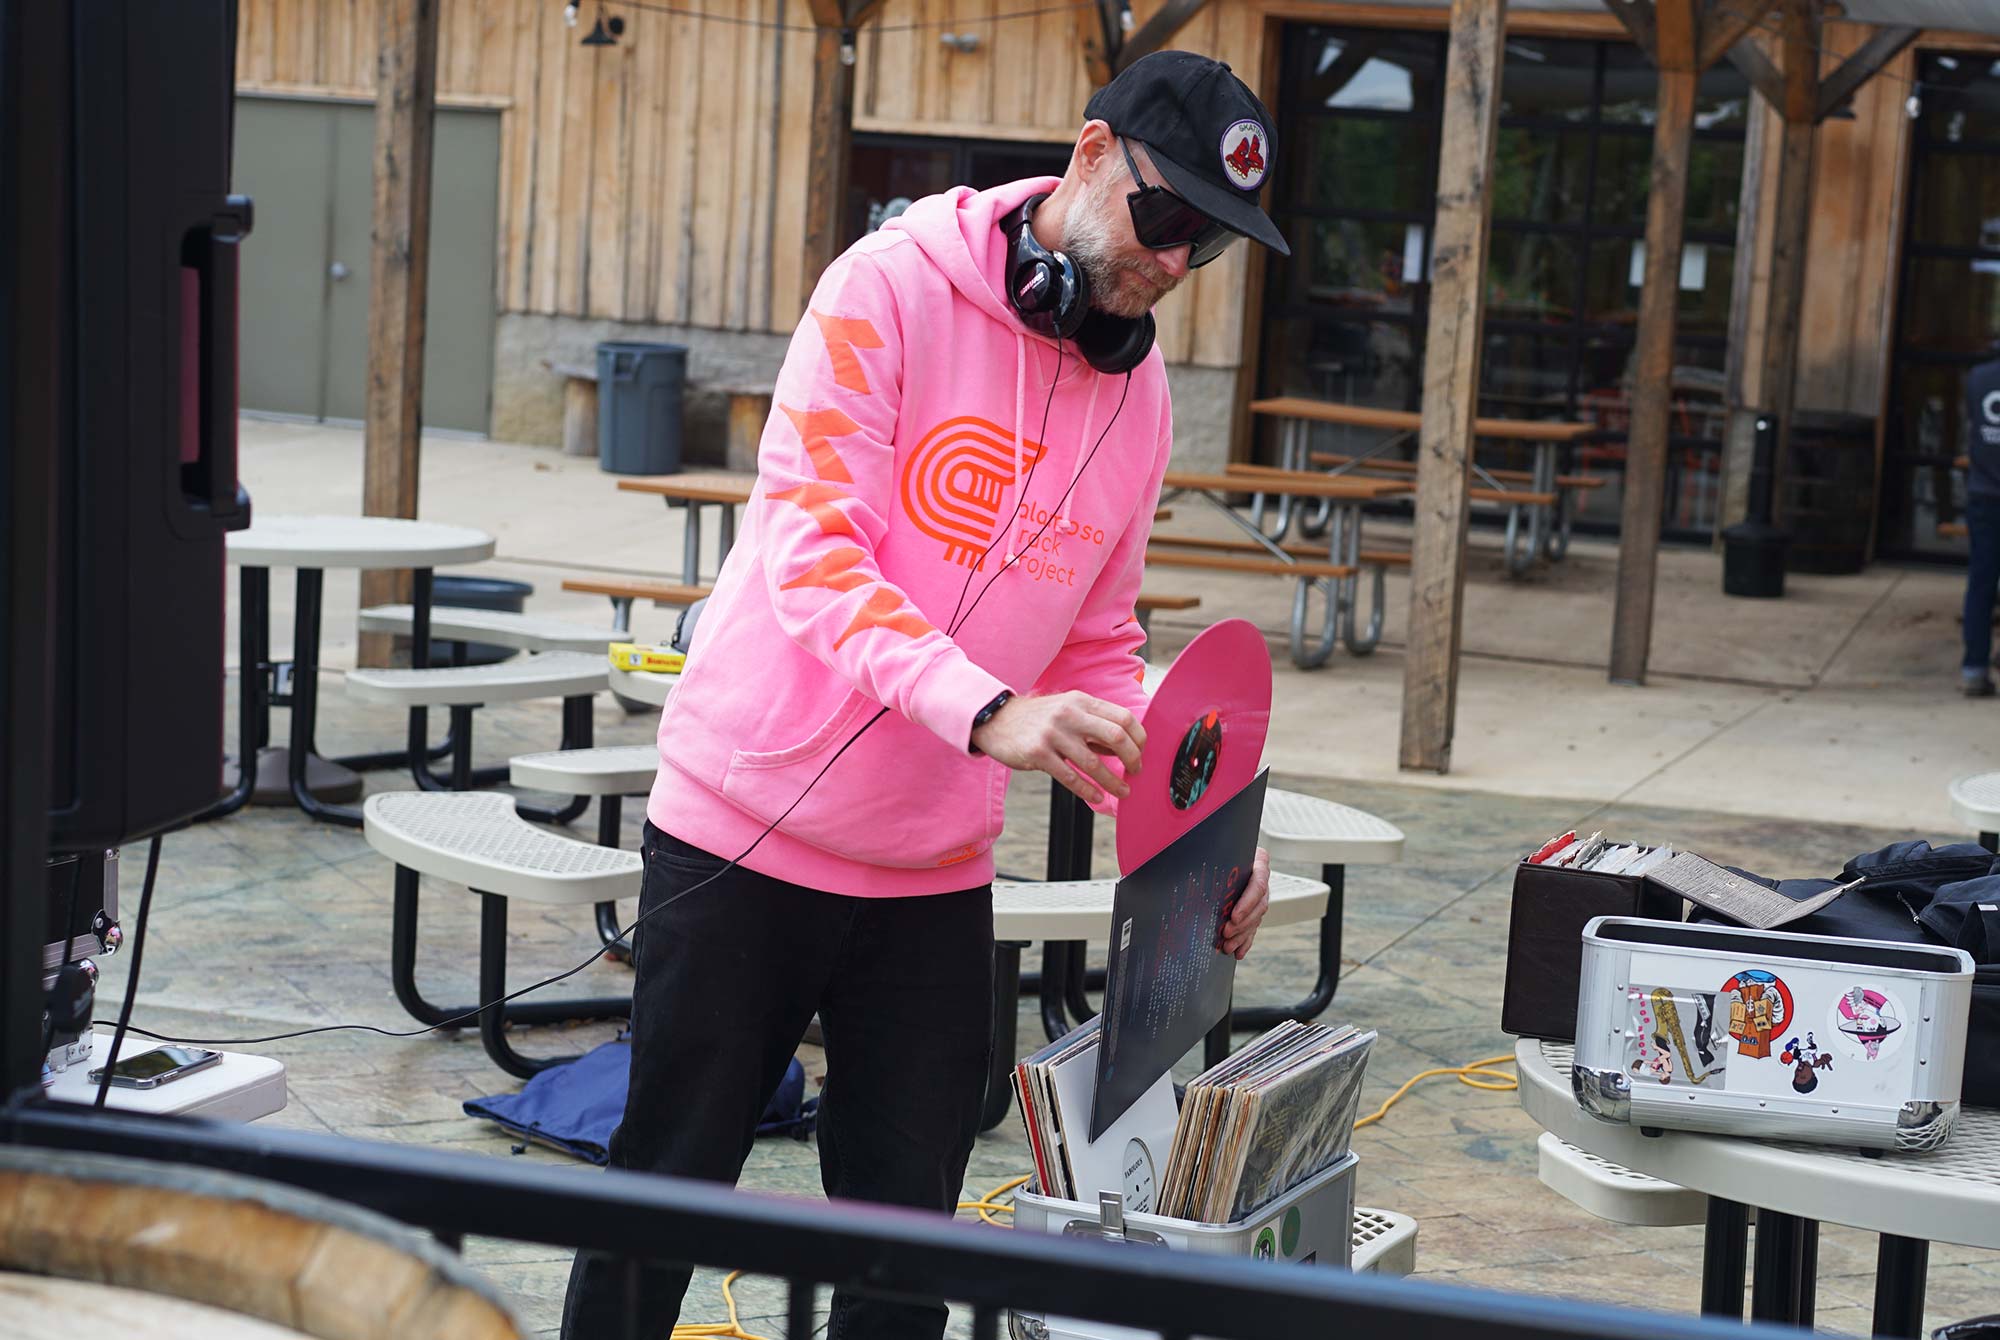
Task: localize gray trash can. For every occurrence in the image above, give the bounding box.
[596,340,687,475]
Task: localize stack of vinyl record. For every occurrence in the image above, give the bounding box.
[1156,1022,1374,1224]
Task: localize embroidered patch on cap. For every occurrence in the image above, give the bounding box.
[1219,119,1267,191]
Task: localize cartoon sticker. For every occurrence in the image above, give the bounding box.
[1718,970,1794,1061]
[1627,986,1727,1087]
[1170,711,1222,810]
[1831,985,1906,1063]
[1779,1031,1834,1093]
[1281,1205,1302,1257]
[1254,1226,1277,1261]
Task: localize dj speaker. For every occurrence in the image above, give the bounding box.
[44,1,253,850]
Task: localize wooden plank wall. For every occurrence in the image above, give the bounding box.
[236,0,816,334]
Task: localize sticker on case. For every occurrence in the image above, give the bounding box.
[1718,969,1793,1061]
[1831,985,1906,1062]
[1628,986,1727,1086]
[1779,1031,1834,1093]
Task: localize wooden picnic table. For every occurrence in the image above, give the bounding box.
[1157,469,1413,667]
[1247,397,1595,573]
[615,471,756,583]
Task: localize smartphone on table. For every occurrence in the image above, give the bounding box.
[87,1044,222,1089]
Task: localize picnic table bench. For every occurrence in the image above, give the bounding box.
[1154,467,1412,667]
[1250,396,1596,574]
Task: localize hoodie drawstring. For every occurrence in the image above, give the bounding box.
[1006,334,1027,563]
[1058,376,1100,536]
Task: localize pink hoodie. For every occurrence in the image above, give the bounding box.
[646,177,1174,897]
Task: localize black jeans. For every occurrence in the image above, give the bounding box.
[1965,494,2000,671]
[561,823,996,1340]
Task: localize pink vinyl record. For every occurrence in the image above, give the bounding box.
[1116,618,1273,875]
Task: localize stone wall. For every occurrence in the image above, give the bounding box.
[491,312,1240,471]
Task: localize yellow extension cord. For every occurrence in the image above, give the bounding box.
[672,1052,1519,1337]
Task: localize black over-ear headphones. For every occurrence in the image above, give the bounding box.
[1000,194,1156,376]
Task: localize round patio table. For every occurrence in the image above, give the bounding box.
[202,515,495,827]
[1516,1038,2000,1337]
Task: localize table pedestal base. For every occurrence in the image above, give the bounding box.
[246,748,362,806]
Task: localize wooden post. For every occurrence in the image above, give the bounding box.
[1607,0,1696,686]
[1398,0,1506,774]
[357,0,440,668]
[800,16,856,295]
[1758,0,1821,514]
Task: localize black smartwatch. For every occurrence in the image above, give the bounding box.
[968,690,1014,754]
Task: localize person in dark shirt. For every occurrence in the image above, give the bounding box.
[1962,355,2000,696]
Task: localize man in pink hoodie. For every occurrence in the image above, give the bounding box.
[564,52,1293,1339]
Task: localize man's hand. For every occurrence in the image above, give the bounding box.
[970,691,1145,805]
[1218,847,1272,960]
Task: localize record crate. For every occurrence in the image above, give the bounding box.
[1006,1152,1357,1340]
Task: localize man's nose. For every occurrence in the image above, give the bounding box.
[1153,246,1191,279]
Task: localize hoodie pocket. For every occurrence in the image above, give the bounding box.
[719,690,992,870]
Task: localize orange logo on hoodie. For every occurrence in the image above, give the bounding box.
[900,416,1046,568]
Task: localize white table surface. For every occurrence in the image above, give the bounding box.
[226,514,495,570]
[609,665,680,706]
[1517,1038,2000,1250]
[45,1031,287,1123]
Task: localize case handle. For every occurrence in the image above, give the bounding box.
[179,195,254,532]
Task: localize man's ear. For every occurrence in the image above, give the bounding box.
[1074,119,1116,179]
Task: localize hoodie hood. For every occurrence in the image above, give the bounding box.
[884,176,1060,334]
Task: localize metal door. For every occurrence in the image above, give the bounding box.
[233,96,499,434]
[232,98,336,419]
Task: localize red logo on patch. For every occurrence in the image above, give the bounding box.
[1225,134,1264,182]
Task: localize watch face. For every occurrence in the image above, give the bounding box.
[1121,1137,1157,1215]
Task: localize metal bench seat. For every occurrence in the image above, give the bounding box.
[358,603,624,654]
[362,791,641,1078]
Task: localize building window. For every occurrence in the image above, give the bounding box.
[1882,53,2000,561]
[1261,27,1750,542]
[844,135,1073,250]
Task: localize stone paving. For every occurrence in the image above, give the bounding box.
[76,674,2000,1338]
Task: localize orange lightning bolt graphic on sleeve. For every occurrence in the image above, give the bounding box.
[769,481,860,538]
[778,546,870,594]
[811,311,885,395]
[833,587,937,650]
[778,404,860,484]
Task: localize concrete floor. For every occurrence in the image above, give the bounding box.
[104,416,2000,1336]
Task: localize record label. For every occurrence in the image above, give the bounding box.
[1171,712,1222,809]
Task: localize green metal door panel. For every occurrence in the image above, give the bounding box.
[325,104,500,434]
[231,98,336,418]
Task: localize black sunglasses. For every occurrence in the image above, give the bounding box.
[1120,138,1239,269]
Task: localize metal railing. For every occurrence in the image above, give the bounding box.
[2,1100,1804,1340]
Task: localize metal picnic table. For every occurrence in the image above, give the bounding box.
[615,471,754,585]
[1248,397,1597,575]
[1156,468,1412,667]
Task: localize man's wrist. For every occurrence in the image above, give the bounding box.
[968,690,1014,754]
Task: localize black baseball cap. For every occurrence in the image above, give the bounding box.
[1085,50,1289,257]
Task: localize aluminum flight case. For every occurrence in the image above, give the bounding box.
[1007,1151,1357,1340]
[1572,916,1976,1151]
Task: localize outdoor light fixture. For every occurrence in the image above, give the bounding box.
[581,9,617,45]
[940,31,980,52]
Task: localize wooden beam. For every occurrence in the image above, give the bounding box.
[1609,10,1697,685]
[1726,36,1787,110]
[1695,0,1778,72]
[1399,0,1506,774]
[358,0,441,669]
[1116,0,1208,73]
[1075,0,1118,87]
[845,0,891,28]
[1655,0,1695,70]
[1602,0,1658,65]
[1759,0,1819,510]
[1816,25,1918,122]
[800,23,858,297]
